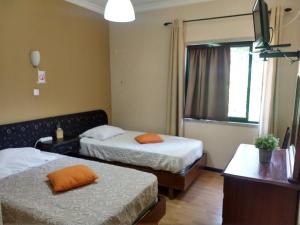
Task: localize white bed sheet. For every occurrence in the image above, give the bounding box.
[80,130,203,173]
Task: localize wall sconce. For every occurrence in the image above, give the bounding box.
[31,50,40,68]
[30,50,46,85]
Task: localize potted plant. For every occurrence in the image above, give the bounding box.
[255,134,279,163]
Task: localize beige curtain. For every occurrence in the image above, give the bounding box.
[259,5,283,136]
[184,46,231,121]
[166,20,185,136]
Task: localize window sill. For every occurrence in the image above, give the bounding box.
[184,118,259,128]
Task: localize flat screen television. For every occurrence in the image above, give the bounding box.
[253,0,271,47]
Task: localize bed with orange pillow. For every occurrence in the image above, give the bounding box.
[0,148,165,225]
[80,130,204,174]
[79,128,207,198]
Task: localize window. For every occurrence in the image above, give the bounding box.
[185,42,264,124]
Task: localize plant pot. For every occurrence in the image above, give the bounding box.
[259,149,273,163]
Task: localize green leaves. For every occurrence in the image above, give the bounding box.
[255,134,279,151]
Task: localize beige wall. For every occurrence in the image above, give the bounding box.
[110,0,258,169]
[110,0,255,134]
[184,121,259,168]
[110,0,300,168]
[0,0,111,124]
[185,14,254,44]
[277,8,300,143]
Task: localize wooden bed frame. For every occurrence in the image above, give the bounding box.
[136,196,166,225]
[80,153,207,199]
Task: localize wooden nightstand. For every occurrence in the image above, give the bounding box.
[36,137,80,156]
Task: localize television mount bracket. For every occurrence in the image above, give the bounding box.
[256,43,300,61]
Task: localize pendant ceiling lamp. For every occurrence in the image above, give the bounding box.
[104,0,135,22]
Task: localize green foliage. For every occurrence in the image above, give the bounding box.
[255,134,279,151]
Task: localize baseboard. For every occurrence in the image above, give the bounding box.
[204,166,223,173]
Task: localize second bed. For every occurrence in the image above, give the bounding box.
[79,130,207,198]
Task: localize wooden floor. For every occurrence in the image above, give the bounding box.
[160,170,224,225]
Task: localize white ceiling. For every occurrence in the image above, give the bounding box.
[65,0,300,15]
[65,0,215,14]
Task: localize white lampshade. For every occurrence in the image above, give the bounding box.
[31,51,40,67]
[104,0,135,23]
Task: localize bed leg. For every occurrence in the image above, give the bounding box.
[168,188,175,199]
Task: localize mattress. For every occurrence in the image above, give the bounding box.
[0,155,158,225]
[80,130,203,174]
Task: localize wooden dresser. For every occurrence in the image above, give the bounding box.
[222,144,300,225]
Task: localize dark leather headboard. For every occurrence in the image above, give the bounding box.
[0,110,108,150]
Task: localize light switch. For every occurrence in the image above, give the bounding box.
[33,89,40,96]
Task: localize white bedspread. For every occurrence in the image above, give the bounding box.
[80,131,203,173]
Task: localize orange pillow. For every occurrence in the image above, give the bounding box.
[135,133,163,144]
[47,164,98,192]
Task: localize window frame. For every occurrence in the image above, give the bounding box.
[185,41,258,124]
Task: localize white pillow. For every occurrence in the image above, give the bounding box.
[0,147,60,179]
[80,125,125,141]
